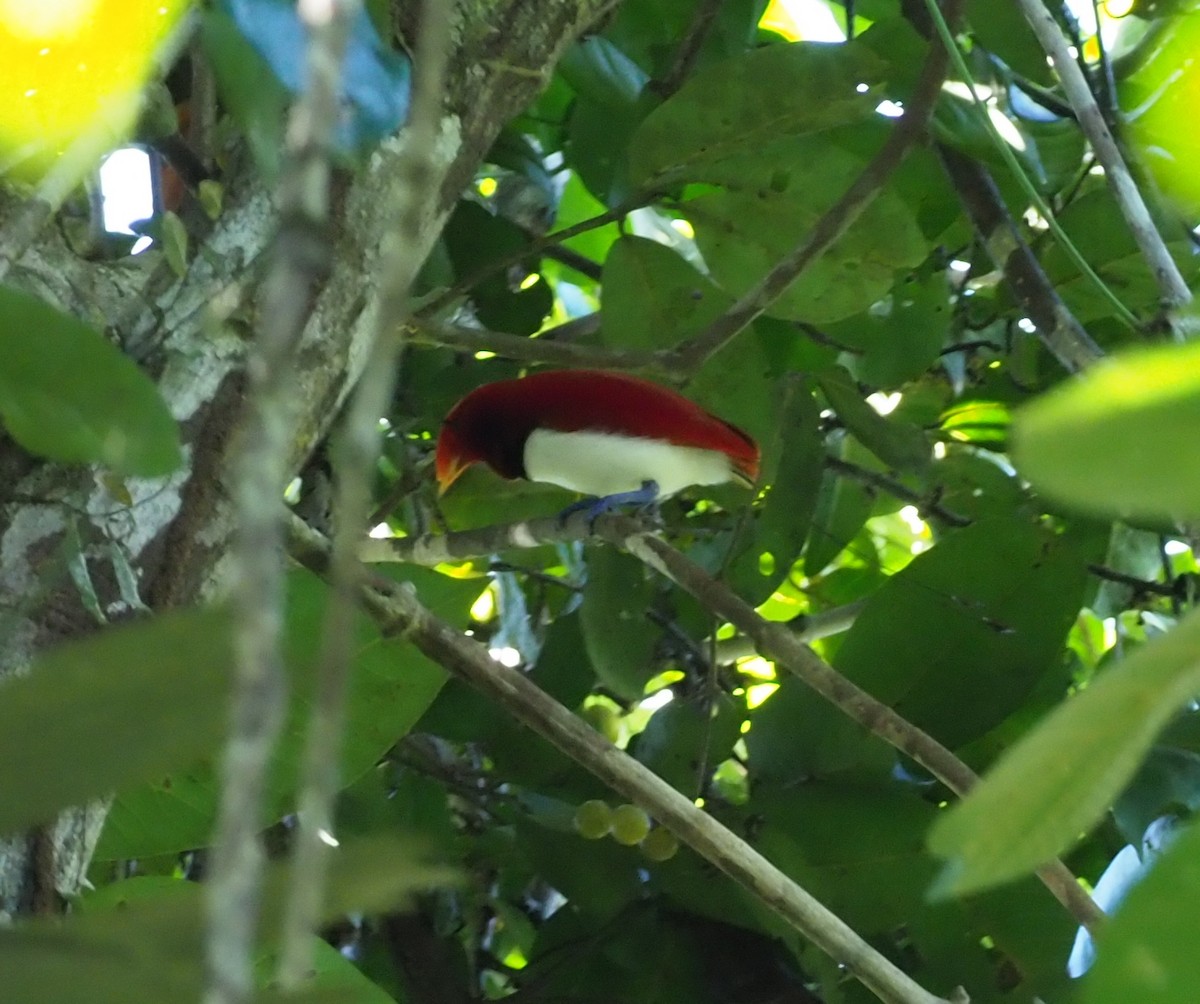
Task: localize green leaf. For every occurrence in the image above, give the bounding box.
[0,285,182,476]
[1040,188,1197,325]
[805,453,875,575]
[568,92,656,205]
[259,939,399,1004]
[198,178,224,219]
[633,694,742,793]
[966,0,1052,83]
[579,548,658,700]
[1113,746,1200,846]
[96,568,465,858]
[559,36,648,107]
[161,210,188,277]
[682,137,928,324]
[0,608,231,836]
[746,781,936,930]
[6,835,453,1004]
[773,517,1089,774]
[599,236,729,351]
[553,172,622,277]
[928,607,1200,898]
[1011,340,1200,519]
[443,201,552,336]
[727,377,823,604]
[1085,817,1200,1004]
[828,263,953,388]
[629,39,885,187]
[817,366,930,472]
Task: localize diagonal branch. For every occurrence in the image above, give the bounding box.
[288,515,954,1004]
[358,510,1103,932]
[1014,0,1192,313]
[601,520,1104,932]
[937,144,1103,373]
[668,0,963,376]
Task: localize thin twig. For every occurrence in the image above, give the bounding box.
[651,0,726,98]
[287,515,953,1004]
[276,0,455,986]
[1015,0,1192,313]
[416,199,641,319]
[669,0,962,375]
[205,2,351,1002]
[406,317,664,372]
[825,456,972,528]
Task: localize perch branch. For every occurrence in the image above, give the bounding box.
[358,511,1102,931]
[287,515,954,1004]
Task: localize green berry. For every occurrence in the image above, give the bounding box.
[581,703,621,744]
[610,804,651,846]
[639,827,680,862]
[573,799,613,839]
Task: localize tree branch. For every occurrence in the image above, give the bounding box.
[279,0,455,986]
[1015,0,1192,314]
[601,520,1103,932]
[406,317,664,373]
[667,0,963,376]
[357,510,1103,932]
[937,145,1104,373]
[416,199,641,320]
[206,2,353,1002]
[287,515,954,1004]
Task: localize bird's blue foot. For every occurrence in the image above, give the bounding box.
[559,480,661,527]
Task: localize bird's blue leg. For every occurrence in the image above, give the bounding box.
[559,480,661,527]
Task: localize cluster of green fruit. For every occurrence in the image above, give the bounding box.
[572,799,680,861]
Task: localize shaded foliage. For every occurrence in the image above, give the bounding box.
[3,1,1200,1003]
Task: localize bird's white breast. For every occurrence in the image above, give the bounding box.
[524,428,735,498]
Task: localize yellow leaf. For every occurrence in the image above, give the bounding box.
[0,0,190,187]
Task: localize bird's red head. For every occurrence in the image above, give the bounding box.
[434,379,533,494]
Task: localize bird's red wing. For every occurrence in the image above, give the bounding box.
[511,370,760,482]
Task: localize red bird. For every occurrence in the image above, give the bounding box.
[435,369,759,507]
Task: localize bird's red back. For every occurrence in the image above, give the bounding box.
[439,369,759,485]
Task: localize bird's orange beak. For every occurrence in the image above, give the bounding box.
[435,456,469,496]
[434,428,471,496]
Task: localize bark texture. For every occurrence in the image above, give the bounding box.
[0,0,618,916]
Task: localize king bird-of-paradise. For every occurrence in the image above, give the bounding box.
[435,369,759,513]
